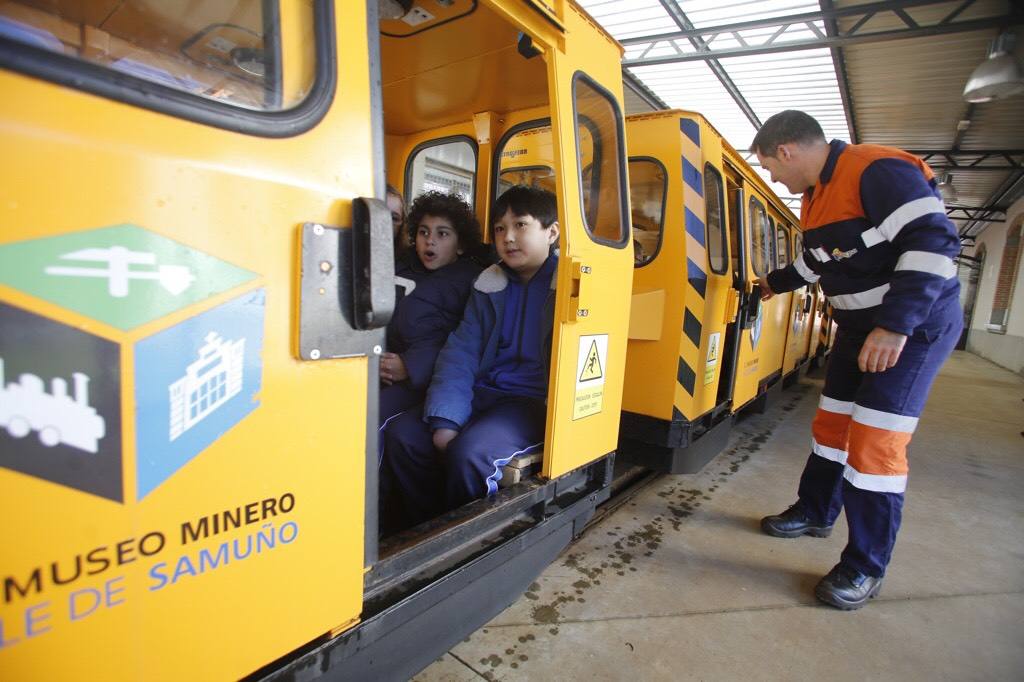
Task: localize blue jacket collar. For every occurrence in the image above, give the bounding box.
[819,139,847,186]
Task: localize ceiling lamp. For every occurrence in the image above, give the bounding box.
[963,32,1024,103]
[938,173,958,203]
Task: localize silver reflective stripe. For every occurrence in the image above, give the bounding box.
[819,395,854,414]
[829,284,890,310]
[793,253,820,283]
[852,404,919,433]
[843,466,907,493]
[877,196,946,241]
[895,250,957,279]
[861,227,884,248]
[811,247,830,262]
[812,439,848,464]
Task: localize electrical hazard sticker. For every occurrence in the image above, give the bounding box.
[704,332,720,385]
[573,334,607,420]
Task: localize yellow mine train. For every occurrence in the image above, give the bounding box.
[0,1,834,680]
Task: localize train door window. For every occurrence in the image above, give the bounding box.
[0,1,320,114]
[498,167,557,195]
[628,158,667,266]
[776,220,791,269]
[748,198,772,277]
[494,122,557,198]
[704,164,728,274]
[573,73,628,246]
[405,137,478,207]
[793,230,804,260]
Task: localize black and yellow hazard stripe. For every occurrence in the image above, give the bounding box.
[675,117,707,410]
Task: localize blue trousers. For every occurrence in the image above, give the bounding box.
[381,390,545,528]
[797,320,960,577]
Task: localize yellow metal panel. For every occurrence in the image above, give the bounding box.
[628,289,666,340]
[621,115,684,421]
[0,7,369,680]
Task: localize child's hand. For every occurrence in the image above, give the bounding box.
[432,428,458,453]
[380,352,409,384]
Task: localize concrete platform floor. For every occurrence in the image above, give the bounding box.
[416,352,1024,681]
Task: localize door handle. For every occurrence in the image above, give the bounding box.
[352,197,395,329]
[565,258,591,323]
[724,287,739,324]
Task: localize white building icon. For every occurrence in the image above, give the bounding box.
[169,332,245,441]
[0,357,106,453]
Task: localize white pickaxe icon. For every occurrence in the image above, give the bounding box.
[44,246,195,298]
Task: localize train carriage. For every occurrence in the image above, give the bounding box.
[0,1,838,679]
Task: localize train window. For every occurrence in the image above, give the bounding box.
[793,229,804,259]
[776,220,791,269]
[405,137,478,207]
[748,198,772,277]
[573,73,628,247]
[0,1,319,113]
[628,158,667,267]
[704,164,728,274]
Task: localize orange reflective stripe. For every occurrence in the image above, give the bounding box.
[811,408,851,451]
[848,422,911,476]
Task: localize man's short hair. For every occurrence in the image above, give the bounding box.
[750,110,826,157]
[492,185,558,228]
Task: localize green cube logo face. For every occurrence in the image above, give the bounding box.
[0,225,258,330]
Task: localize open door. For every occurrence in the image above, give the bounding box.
[0,3,380,679]
[541,27,633,479]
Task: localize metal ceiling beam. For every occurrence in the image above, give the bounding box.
[656,0,762,131]
[946,207,1007,223]
[909,150,1024,171]
[621,68,669,112]
[820,0,858,143]
[621,0,1018,66]
[959,170,1024,239]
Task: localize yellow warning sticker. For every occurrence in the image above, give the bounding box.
[574,334,607,420]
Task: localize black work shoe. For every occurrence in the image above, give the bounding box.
[815,564,883,610]
[760,504,833,538]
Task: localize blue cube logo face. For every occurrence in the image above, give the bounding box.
[0,302,123,502]
[134,289,265,499]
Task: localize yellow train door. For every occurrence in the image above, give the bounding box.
[780,221,810,375]
[726,168,768,410]
[0,4,377,679]
[751,204,789,393]
[541,9,633,479]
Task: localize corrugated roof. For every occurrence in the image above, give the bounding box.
[584,0,1024,237]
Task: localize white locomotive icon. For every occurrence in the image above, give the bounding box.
[168,331,245,441]
[0,356,106,453]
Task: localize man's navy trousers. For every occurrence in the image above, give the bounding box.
[797,317,960,578]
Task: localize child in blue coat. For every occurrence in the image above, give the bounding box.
[379,191,482,425]
[382,186,560,527]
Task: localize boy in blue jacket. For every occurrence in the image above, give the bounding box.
[379,191,482,423]
[382,186,560,527]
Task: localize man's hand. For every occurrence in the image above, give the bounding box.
[379,352,409,385]
[432,428,458,453]
[755,277,775,301]
[858,327,907,373]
